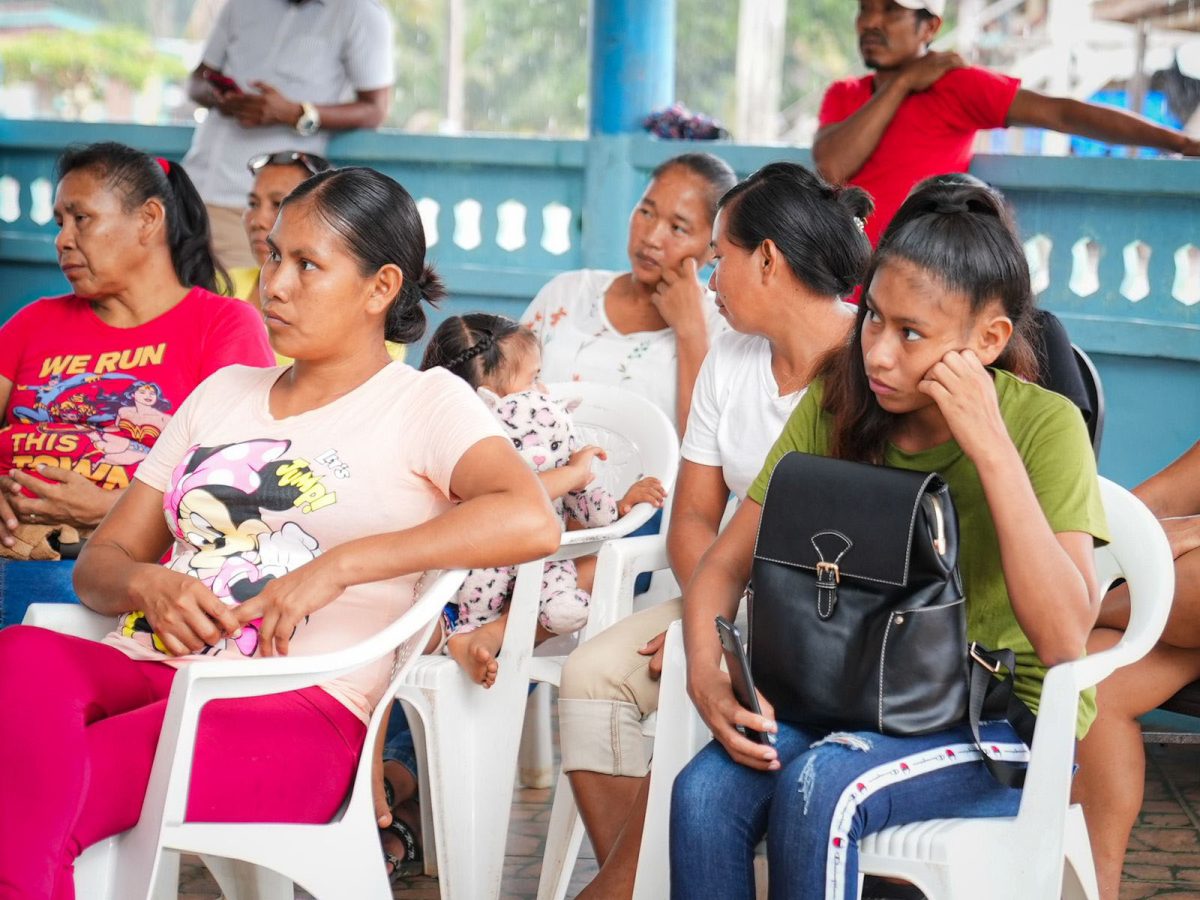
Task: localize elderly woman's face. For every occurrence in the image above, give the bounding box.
[53,169,148,298]
[626,166,714,288]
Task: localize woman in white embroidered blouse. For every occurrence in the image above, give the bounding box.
[521,153,737,434]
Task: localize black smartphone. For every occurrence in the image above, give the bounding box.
[715,616,776,746]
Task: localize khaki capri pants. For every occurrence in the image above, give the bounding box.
[558,598,682,778]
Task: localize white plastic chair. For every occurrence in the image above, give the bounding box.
[594,477,1175,900]
[856,477,1172,899]
[398,381,678,900]
[538,498,738,900]
[24,567,466,900]
[536,533,676,900]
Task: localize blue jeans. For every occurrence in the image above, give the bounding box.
[669,721,1026,900]
[0,559,80,628]
[383,701,419,782]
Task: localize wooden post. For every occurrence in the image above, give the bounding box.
[734,0,786,143]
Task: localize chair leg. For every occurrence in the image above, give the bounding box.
[519,682,555,789]
[201,855,294,900]
[1062,806,1101,900]
[420,684,526,900]
[536,771,587,900]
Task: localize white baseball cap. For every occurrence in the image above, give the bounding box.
[893,0,947,17]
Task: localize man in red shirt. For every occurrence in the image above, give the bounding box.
[814,0,1200,245]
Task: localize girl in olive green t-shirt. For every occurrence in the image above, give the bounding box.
[669,179,1108,900]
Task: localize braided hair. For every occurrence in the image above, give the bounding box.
[420,313,537,390]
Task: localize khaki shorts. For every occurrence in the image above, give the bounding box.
[558,598,682,778]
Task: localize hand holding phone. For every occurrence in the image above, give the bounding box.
[203,69,242,95]
[715,616,776,746]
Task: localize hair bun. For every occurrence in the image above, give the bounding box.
[417,263,447,303]
[834,184,875,223]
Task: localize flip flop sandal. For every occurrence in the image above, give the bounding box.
[381,818,423,884]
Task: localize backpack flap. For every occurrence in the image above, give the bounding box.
[753,452,945,612]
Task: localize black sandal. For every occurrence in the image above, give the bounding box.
[381,818,423,883]
[379,776,423,883]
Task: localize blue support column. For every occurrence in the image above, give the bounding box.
[582,0,676,268]
[588,0,675,135]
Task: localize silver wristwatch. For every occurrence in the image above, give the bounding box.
[295,101,321,136]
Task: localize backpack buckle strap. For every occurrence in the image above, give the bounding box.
[815,561,840,619]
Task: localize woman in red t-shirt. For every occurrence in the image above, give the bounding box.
[0,142,274,622]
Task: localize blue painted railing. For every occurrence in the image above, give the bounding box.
[0,118,1196,487]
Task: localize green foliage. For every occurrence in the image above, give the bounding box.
[384,0,446,130]
[462,0,587,134]
[0,27,187,93]
[676,0,860,139]
[386,0,588,134]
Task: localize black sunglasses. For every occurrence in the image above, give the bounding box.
[246,151,332,177]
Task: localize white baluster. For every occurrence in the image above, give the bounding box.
[417,198,441,248]
[496,199,527,252]
[1172,243,1200,307]
[1068,237,1101,298]
[453,198,483,251]
[541,202,571,256]
[30,178,53,226]
[1023,234,1052,296]
[1119,240,1151,303]
[0,176,19,224]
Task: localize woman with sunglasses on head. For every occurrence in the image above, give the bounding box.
[232,150,333,305]
[0,142,274,627]
[234,150,404,365]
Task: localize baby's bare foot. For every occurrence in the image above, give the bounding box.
[447,621,504,687]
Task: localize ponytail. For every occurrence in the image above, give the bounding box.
[820,179,1039,463]
[160,160,229,294]
[717,161,874,299]
[56,142,228,294]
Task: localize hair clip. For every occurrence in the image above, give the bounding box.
[854,217,866,234]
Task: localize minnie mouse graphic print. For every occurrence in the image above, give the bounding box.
[102,362,503,722]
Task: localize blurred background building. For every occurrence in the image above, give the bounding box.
[0,0,1195,153]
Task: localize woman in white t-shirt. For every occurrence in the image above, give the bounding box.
[0,168,560,892]
[556,162,873,899]
[521,153,738,434]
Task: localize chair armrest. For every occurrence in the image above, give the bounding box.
[554,502,660,558]
[23,603,113,640]
[150,569,464,825]
[585,534,672,636]
[166,569,463,701]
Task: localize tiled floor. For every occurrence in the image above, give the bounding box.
[1121,743,1200,899]
[177,743,1200,899]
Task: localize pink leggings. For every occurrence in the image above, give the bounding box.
[0,625,367,900]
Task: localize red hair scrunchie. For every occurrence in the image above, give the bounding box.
[155,157,171,175]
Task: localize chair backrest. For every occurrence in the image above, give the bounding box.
[546,380,680,508]
[1016,477,1174,825]
[1072,343,1105,460]
[1086,478,1173,682]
